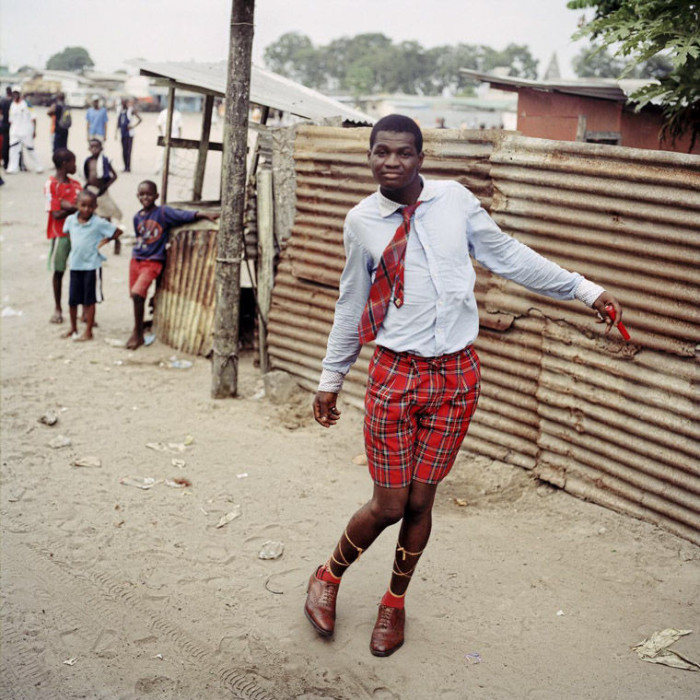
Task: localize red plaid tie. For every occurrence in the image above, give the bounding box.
[358,202,421,344]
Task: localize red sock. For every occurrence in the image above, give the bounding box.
[317,565,341,584]
[381,589,405,609]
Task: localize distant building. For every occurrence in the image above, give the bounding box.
[461,69,699,155]
[21,70,95,107]
[348,93,517,131]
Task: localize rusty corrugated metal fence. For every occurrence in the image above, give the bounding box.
[268,125,700,544]
[154,224,218,356]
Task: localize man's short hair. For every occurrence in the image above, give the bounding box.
[52,148,75,169]
[370,114,423,152]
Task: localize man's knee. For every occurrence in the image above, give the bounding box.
[368,494,408,527]
[405,484,437,518]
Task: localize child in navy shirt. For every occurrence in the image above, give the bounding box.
[63,190,123,341]
[127,180,219,349]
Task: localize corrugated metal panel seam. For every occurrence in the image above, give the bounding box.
[268,126,700,545]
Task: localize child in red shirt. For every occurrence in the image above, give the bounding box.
[44,148,82,324]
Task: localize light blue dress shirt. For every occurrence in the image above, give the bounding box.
[320,179,602,388]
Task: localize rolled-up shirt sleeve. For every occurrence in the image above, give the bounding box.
[321,221,373,378]
[466,192,583,300]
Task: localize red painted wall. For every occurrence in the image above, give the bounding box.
[516,88,698,154]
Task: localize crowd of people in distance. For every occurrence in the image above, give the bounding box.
[0,88,221,347]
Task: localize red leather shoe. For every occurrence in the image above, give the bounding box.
[304,566,339,637]
[370,604,405,657]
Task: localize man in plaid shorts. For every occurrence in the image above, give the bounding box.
[306,114,624,657]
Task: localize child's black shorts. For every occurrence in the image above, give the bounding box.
[69,269,103,307]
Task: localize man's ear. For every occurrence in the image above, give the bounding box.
[367,147,372,163]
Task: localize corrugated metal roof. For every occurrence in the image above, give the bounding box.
[460,68,658,103]
[134,60,374,124]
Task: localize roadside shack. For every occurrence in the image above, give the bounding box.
[134,60,373,356]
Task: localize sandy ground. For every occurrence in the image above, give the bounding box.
[1,109,699,700]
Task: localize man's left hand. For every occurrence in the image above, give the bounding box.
[592,291,623,334]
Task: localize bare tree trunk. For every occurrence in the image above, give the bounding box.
[211,0,255,398]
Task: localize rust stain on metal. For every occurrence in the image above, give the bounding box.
[267,125,700,543]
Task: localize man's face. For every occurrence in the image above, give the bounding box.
[368,131,424,192]
[137,184,158,210]
[92,99,99,109]
[89,141,102,157]
[12,91,20,103]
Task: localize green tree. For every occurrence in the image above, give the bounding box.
[262,34,539,97]
[572,44,628,77]
[568,0,700,149]
[482,44,539,78]
[428,44,483,94]
[635,54,673,80]
[263,32,319,86]
[46,46,94,72]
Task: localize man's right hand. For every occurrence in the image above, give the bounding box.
[313,391,341,428]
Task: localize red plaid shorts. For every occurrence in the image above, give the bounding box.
[364,345,481,488]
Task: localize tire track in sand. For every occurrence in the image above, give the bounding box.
[18,539,278,699]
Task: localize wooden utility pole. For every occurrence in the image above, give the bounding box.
[161,84,175,204]
[211,0,255,398]
[193,94,214,201]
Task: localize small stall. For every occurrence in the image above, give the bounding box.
[133,60,372,356]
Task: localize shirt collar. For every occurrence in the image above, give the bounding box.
[375,177,437,218]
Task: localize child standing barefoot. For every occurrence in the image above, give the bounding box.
[126,181,218,349]
[45,148,82,324]
[62,190,122,341]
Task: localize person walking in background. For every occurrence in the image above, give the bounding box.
[47,93,71,152]
[86,96,108,142]
[305,114,624,657]
[84,139,123,254]
[0,86,12,170]
[155,105,182,174]
[117,98,142,172]
[45,148,82,324]
[6,87,43,174]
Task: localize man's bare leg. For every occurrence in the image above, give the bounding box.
[126,294,146,349]
[388,480,437,596]
[326,484,411,579]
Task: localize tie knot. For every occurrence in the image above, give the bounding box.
[402,201,421,223]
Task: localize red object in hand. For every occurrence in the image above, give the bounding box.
[605,304,631,341]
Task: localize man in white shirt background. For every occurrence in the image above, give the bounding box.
[155,106,182,174]
[6,87,43,174]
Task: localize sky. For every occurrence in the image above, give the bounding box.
[1,0,592,79]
